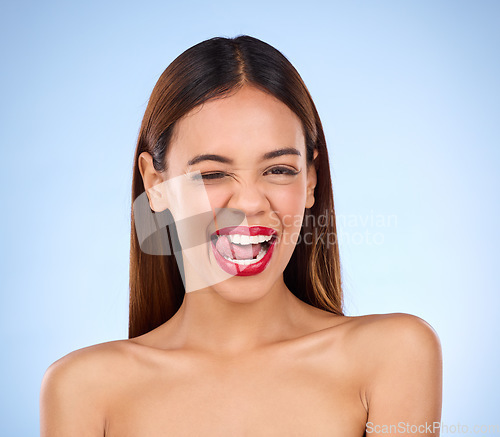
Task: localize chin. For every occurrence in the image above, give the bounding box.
[207,275,276,304]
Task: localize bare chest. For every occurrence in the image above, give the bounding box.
[105,343,367,437]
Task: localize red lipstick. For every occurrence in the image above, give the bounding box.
[210,226,277,276]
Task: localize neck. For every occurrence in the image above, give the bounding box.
[156,277,314,357]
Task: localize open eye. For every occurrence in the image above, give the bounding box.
[264,166,300,176]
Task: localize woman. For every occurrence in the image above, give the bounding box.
[40,35,442,436]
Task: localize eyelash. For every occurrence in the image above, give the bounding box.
[197,166,300,181]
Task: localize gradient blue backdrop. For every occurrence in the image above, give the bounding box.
[1,0,498,435]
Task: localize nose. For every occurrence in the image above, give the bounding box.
[227,182,270,219]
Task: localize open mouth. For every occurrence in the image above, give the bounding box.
[209,226,278,276]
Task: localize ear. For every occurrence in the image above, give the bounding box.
[305,149,319,209]
[138,151,169,212]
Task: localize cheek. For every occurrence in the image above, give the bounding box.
[268,176,308,214]
[268,184,307,249]
[270,187,306,218]
[203,186,230,210]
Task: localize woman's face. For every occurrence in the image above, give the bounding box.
[145,85,317,302]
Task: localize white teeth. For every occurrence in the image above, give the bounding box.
[227,234,273,245]
[256,235,271,243]
[222,246,267,265]
[240,235,251,245]
[231,234,241,244]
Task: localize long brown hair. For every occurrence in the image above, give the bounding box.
[129,35,343,338]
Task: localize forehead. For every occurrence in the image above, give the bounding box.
[167,85,305,164]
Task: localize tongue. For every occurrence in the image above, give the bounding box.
[215,235,262,260]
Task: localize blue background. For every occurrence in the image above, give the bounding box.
[1,0,498,434]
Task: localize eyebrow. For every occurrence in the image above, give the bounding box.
[187,147,301,166]
[187,154,232,166]
[262,147,301,160]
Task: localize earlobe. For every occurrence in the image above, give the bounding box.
[138,152,169,212]
[305,149,318,209]
[305,179,316,208]
[148,184,169,213]
[305,187,315,209]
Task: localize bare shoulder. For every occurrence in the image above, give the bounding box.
[330,313,443,422]
[341,312,441,361]
[339,313,442,391]
[345,312,440,342]
[40,339,139,436]
[42,339,133,387]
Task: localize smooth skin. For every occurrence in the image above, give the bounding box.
[40,85,442,436]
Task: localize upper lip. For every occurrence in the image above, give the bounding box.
[213,226,277,237]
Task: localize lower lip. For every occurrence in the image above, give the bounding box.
[210,237,277,277]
